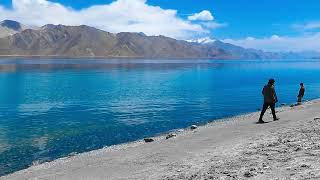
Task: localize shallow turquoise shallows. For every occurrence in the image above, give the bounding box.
[0,59,320,176]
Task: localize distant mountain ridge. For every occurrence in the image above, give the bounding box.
[0,20,316,59]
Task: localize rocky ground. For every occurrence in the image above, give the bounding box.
[163,106,320,180]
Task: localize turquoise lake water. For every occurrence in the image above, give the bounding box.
[0,59,320,176]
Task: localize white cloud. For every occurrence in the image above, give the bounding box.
[201,21,227,29]
[188,10,214,21]
[0,0,216,39]
[292,22,320,31]
[223,33,320,52]
[187,37,216,44]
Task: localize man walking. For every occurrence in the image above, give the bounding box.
[258,79,280,123]
[297,83,305,105]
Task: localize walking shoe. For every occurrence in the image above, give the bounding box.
[258,120,266,124]
[274,117,280,121]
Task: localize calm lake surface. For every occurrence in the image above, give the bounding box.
[0,59,320,175]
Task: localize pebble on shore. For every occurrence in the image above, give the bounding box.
[191,125,198,130]
[166,133,177,140]
[144,138,154,143]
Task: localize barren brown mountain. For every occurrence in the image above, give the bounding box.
[0,21,297,59]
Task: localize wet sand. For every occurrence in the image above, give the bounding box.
[2,100,320,180]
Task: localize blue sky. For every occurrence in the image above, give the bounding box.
[147,0,320,39]
[0,0,320,52]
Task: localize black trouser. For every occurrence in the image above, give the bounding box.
[259,102,276,121]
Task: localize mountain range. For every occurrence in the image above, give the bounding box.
[0,20,318,59]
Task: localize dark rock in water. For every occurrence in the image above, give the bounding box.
[281,103,286,106]
[166,133,177,140]
[190,125,198,130]
[290,104,295,107]
[144,138,154,143]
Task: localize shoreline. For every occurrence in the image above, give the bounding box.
[0,55,231,60]
[2,99,320,179]
[0,56,315,61]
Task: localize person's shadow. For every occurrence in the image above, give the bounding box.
[255,121,270,124]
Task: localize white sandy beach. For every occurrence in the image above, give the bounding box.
[2,100,320,180]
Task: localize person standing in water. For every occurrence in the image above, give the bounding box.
[297,83,305,105]
[258,79,280,123]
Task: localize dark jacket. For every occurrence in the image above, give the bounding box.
[262,84,278,104]
[298,87,305,97]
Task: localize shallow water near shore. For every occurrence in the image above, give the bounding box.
[0,59,320,176]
